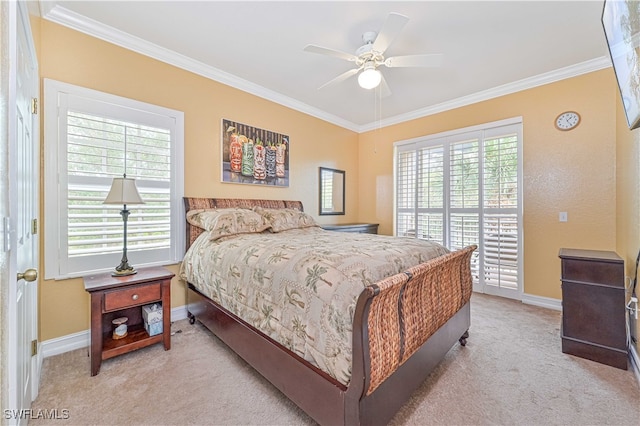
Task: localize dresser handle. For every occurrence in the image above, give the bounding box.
[132,294,139,301]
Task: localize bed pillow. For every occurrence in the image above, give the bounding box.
[253,207,319,232]
[186,208,270,240]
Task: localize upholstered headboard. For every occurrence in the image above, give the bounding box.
[183,197,304,250]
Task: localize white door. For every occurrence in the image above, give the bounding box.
[7,1,39,423]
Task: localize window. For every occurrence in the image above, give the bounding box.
[394,118,522,299]
[44,79,184,279]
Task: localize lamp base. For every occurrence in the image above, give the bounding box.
[111,268,137,277]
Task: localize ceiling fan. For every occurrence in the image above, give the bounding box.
[304,12,443,97]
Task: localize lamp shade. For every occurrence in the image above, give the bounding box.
[358,67,382,90]
[103,177,145,205]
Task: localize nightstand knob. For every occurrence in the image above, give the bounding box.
[132,294,139,300]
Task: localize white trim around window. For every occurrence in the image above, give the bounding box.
[44,79,185,280]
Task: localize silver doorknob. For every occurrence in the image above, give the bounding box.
[17,268,38,282]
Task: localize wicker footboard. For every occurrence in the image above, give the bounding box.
[356,245,476,397]
[366,246,477,395]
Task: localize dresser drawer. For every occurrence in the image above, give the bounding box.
[561,258,624,287]
[104,283,161,311]
[561,281,626,348]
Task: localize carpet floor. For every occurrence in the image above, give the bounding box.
[30,294,639,425]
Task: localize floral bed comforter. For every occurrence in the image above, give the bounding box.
[180,226,448,386]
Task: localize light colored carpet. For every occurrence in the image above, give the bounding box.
[31,294,639,425]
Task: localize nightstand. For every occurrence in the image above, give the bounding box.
[559,248,627,369]
[321,223,379,234]
[84,266,174,376]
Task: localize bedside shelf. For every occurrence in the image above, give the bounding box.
[102,324,163,359]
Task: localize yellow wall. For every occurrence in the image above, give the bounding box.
[34,18,625,344]
[34,18,359,341]
[358,70,618,300]
[614,68,640,356]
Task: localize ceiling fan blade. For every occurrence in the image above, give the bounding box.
[304,44,357,62]
[384,54,444,68]
[372,13,409,54]
[317,68,359,90]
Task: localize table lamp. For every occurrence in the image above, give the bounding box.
[103,174,145,276]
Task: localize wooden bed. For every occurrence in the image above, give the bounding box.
[183,197,476,425]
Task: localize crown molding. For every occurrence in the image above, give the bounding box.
[358,56,612,133]
[43,4,611,135]
[43,5,360,132]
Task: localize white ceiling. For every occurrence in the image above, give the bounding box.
[38,1,611,132]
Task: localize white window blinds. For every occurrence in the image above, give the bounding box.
[394,119,522,299]
[67,111,171,255]
[44,80,184,279]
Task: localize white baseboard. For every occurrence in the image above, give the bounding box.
[41,329,90,359]
[41,306,189,359]
[521,293,562,311]
[170,305,189,322]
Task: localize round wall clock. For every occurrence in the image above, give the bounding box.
[554,111,581,131]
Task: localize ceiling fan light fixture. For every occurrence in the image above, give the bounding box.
[358,66,382,89]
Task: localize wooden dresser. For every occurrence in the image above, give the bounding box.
[559,248,627,369]
[321,223,379,234]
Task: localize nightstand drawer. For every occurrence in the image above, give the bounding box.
[104,283,161,311]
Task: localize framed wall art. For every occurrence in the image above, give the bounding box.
[602,0,640,130]
[221,119,290,187]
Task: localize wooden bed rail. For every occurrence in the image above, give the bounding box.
[358,245,477,396]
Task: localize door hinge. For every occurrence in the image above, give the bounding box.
[32,218,38,235]
[31,339,38,357]
[32,98,38,115]
[2,217,9,252]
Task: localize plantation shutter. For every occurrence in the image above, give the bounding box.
[65,110,172,268]
[417,145,445,245]
[44,80,184,279]
[482,126,520,291]
[396,149,417,238]
[449,134,481,283]
[394,120,522,299]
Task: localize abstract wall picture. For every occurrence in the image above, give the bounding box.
[221,119,289,187]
